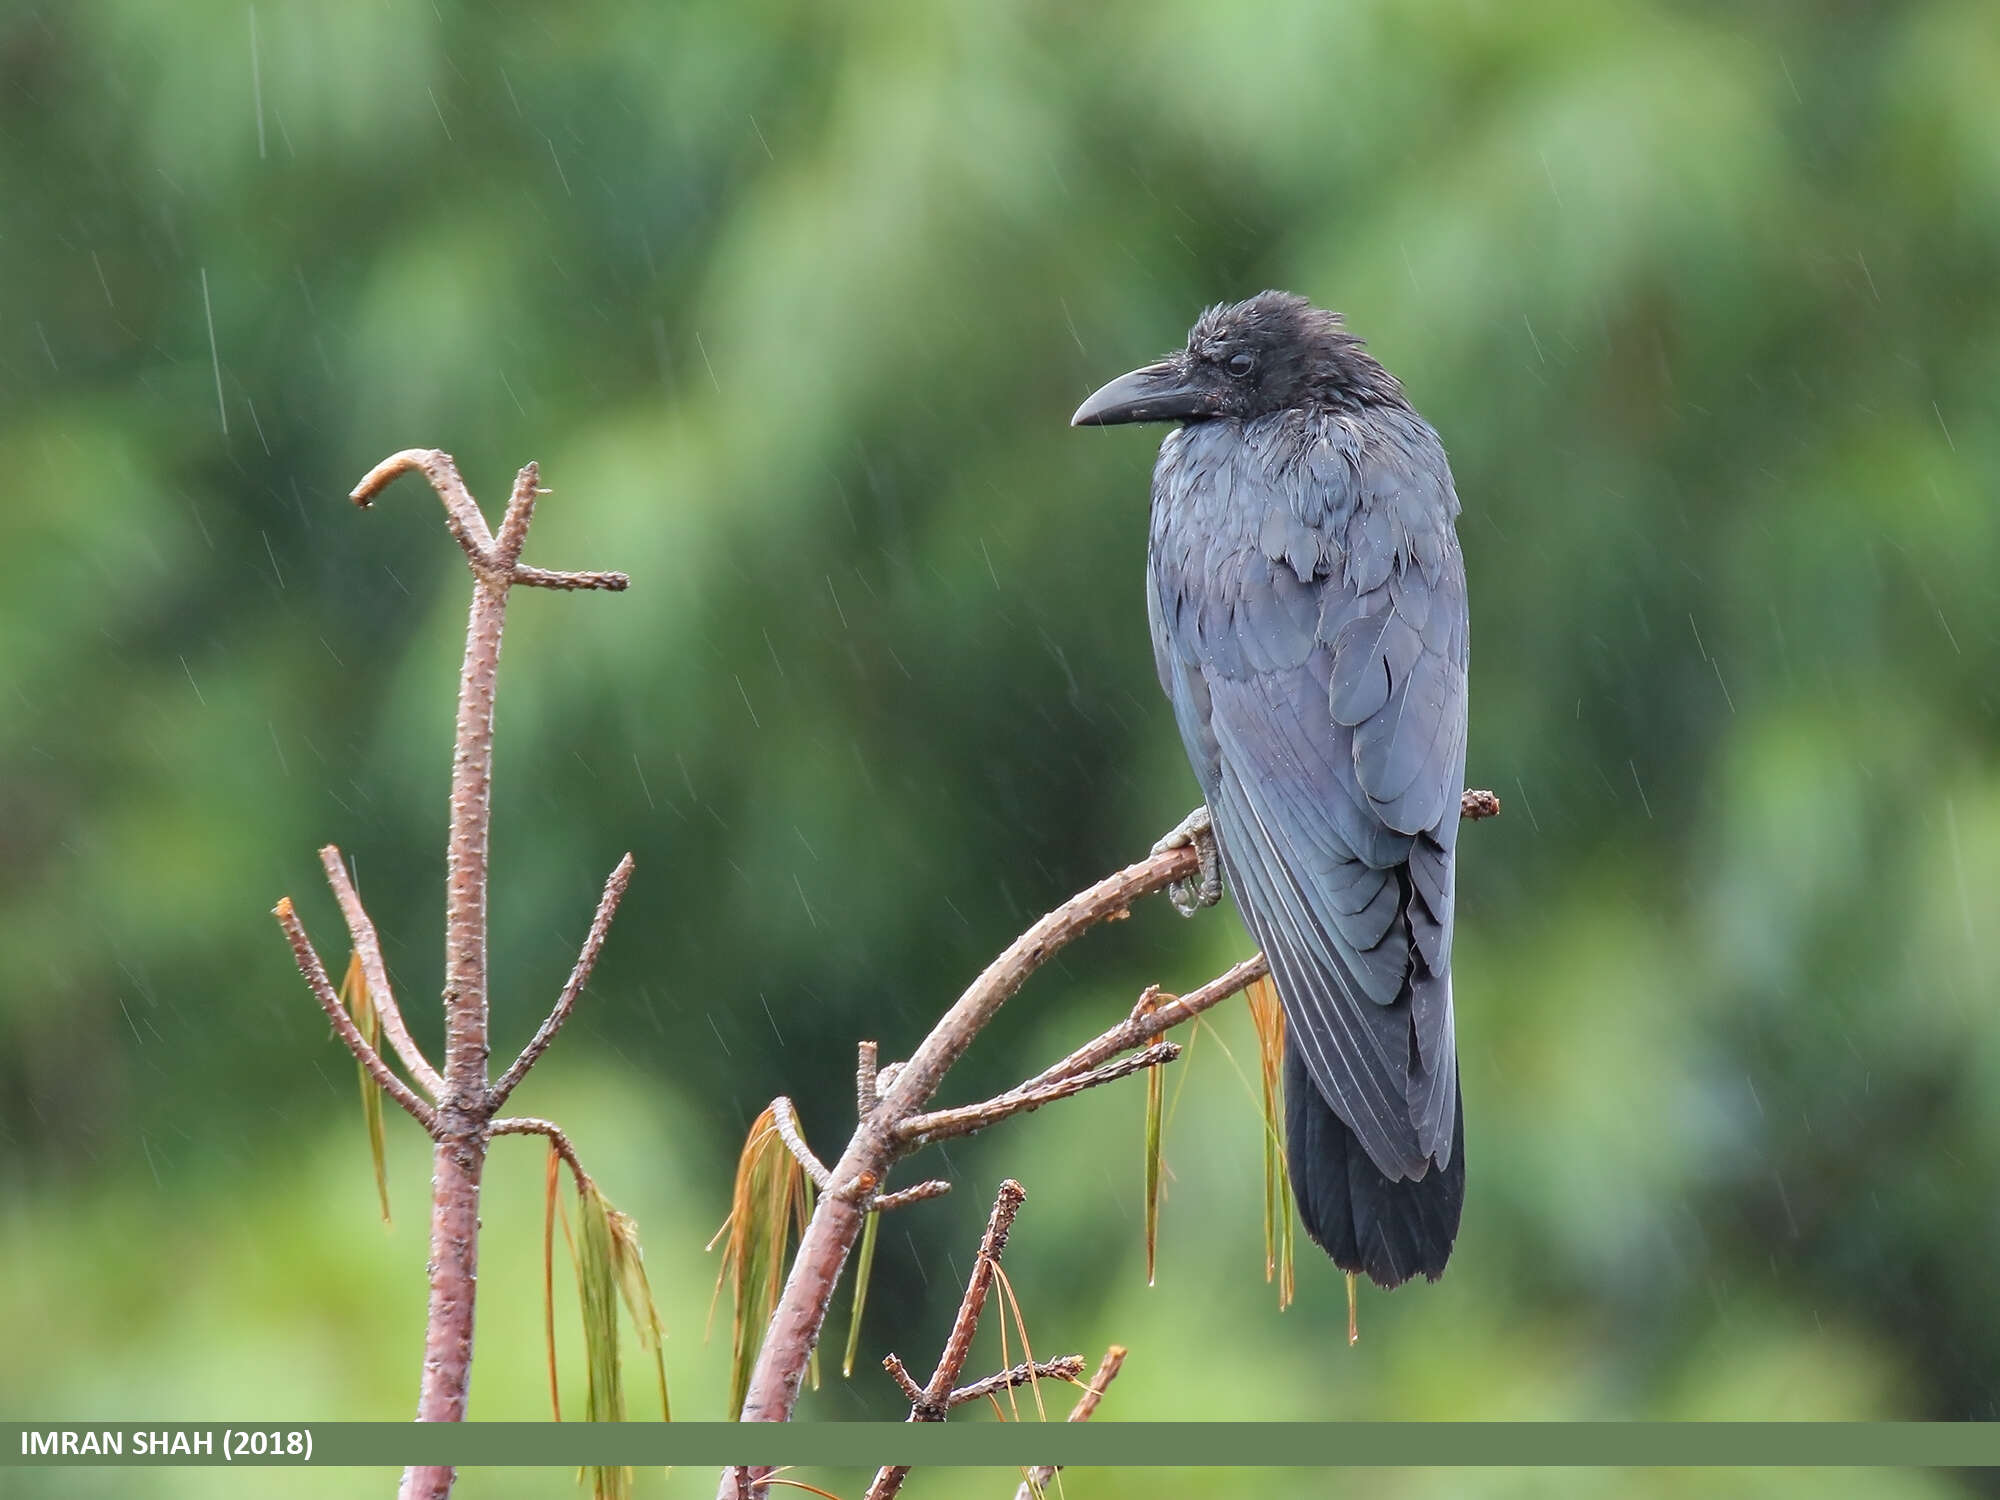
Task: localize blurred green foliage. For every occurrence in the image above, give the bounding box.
[2,0,1997,1495]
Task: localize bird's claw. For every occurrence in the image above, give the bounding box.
[1153,805,1222,917]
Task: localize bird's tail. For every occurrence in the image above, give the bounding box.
[1283,1040,1464,1289]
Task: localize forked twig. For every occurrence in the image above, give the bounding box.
[276,451,634,1500]
[913,1180,1026,1420]
[864,1181,1031,1500]
[731,840,1202,1454]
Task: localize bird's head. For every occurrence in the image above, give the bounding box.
[1071,290,1403,428]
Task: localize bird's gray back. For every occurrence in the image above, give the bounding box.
[1146,405,1469,1179]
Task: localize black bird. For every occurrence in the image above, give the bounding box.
[1073,292,1469,1288]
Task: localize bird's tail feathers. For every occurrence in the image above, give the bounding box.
[1283,1040,1464,1289]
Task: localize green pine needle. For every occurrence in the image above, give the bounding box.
[842,1208,880,1378]
[337,952,390,1224]
[1143,1061,1165,1285]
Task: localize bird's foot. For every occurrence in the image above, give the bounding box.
[1152,805,1222,917]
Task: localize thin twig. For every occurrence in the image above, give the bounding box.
[318,845,446,1102]
[490,854,637,1108]
[350,449,496,561]
[1017,957,1270,1097]
[1063,1344,1126,1423]
[868,1179,951,1213]
[273,898,438,1133]
[493,463,542,567]
[856,1041,879,1119]
[948,1355,1084,1409]
[881,1354,925,1406]
[769,1096,833,1192]
[1012,1345,1128,1500]
[511,564,630,592]
[491,1115,594,1195]
[898,1042,1181,1147]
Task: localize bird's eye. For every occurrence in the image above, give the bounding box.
[1226,352,1256,378]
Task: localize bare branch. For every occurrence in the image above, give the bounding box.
[874,847,1195,1121]
[399,455,514,1466]
[1013,1345,1128,1500]
[868,1179,951,1214]
[490,853,636,1108]
[949,1355,1084,1409]
[346,448,516,1500]
[273,897,438,1133]
[769,1096,833,1192]
[511,564,630,592]
[349,449,497,562]
[318,845,446,1102]
[731,786,1497,1459]
[734,843,1198,1439]
[898,1042,1181,1147]
[301,452,636,1500]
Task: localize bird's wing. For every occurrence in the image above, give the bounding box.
[1150,415,1467,1178]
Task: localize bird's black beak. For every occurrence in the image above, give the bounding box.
[1071,360,1215,427]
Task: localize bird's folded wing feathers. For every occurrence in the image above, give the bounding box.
[1204,670,1430,1177]
[1151,421,1468,1177]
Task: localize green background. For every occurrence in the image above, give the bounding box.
[4,0,1998,1496]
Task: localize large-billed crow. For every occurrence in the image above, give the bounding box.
[1073,292,1469,1288]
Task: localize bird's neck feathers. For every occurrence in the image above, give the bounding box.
[1306,338,1413,416]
